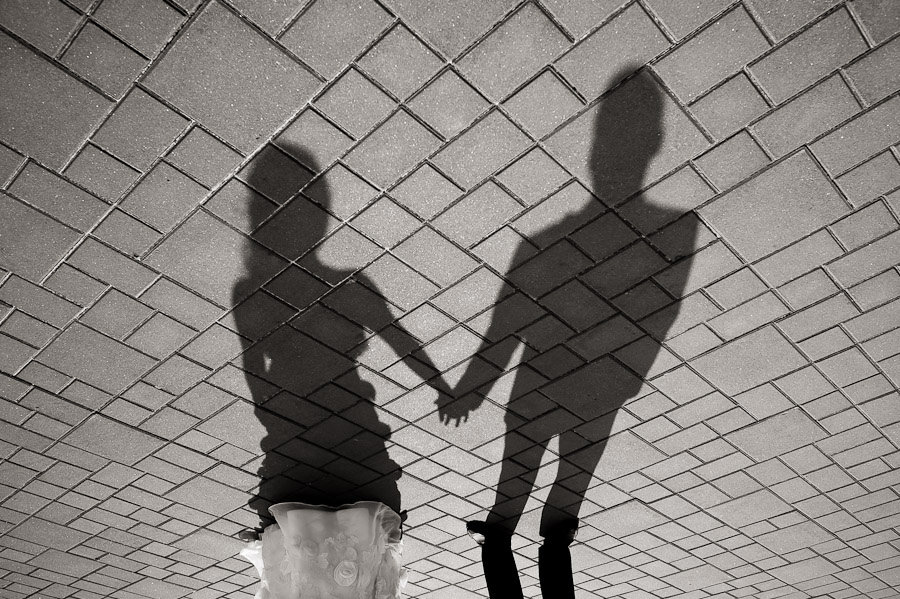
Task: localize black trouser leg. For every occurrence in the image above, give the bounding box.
[481,540,523,599]
[539,539,575,599]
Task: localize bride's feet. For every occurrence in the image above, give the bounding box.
[466,521,513,546]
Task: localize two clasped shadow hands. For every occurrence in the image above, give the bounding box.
[430,371,486,427]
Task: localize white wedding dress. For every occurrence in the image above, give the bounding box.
[241,501,407,599]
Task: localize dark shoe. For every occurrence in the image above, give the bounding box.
[238,529,261,542]
[466,520,513,546]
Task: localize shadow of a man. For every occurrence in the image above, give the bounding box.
[232,143,441,526]
[435,66,699,597]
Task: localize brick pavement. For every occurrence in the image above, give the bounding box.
[1,0,900,597]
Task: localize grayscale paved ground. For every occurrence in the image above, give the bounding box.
[1,0,900,597]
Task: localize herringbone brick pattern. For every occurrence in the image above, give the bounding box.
[1,0,900,597]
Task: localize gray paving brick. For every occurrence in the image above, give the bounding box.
[166,127,243,189]
[778,268,839,310]
[125,313,194,360]
[204,178,273,235]
[93,0,184,57]
[755,230,844,287]
[383,0,517,58]
[689,73,770,140]
[705,269,766,311]
[846,36,900,105]
[0,276,80,328]
[514,182,604,248]
[747,0,842,40]
[0,143,24,186]
[851,0,900,44]
[647,0,731,39]
[502,69,583,139]
[297,224,382,284]
[60,22,147,98]
[274,109,353,173]
[700,151,848,261]
[64,144,140,203]
[829,229,900,287]
[143,354,209,395]
[93,209,160,256]
[67,238,156,296]
[2,312,57,348]
[496,147,571,205]
[344,109,442,188]
[750,8,867,104]
[178,324,243,369]
[659,241,743,298]
[432,182,521,248]
[547,71,708,203]
[663,563,731,591]
[315,67,396,138]
[836,151,900,206]
[849,269,900,310]
[694,130,770,191]
[359,25,444,100]
[621,166,715,234]
[434,111,527,188]
[458,3,567,101]
[707,291,789,340]
[409,69,489,140]
[0,193,81,283]
[304,164,379,219]
[72,299,137,349]
[0,32,111,170]
[539,0,621,39]
[350,197,421,248]
[0,0,80,56]
[779,293,860,341]
[145,210,286,305]
[281,0,390,77]
[93,88,188,171]
[691,326,806,394]
[393,227,478,287]
[120,162,208,232]
[810,97,900,174]
[144,1,319,151]
[9,163,107,232]
[820,347,880,387]
[556,3,668,100]
[140,278,221,330]
[27,548,102,578]
[654,5,769,102]
[37,323,154,394]
[845,297,900,344]
[752,73,860,159]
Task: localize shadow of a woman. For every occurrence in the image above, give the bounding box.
[435,66,700,597]
[232,143,441,527]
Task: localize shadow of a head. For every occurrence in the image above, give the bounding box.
[239,142,339,270]
[590,64,665,206]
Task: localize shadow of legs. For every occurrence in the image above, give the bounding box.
[482,541,523,599]
[539,539,575,599]
[469,522,523,599]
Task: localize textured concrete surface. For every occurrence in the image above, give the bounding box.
[1,0,900,597]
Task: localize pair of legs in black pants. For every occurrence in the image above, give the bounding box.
[467,425,595,598]
[469,519,577,599]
